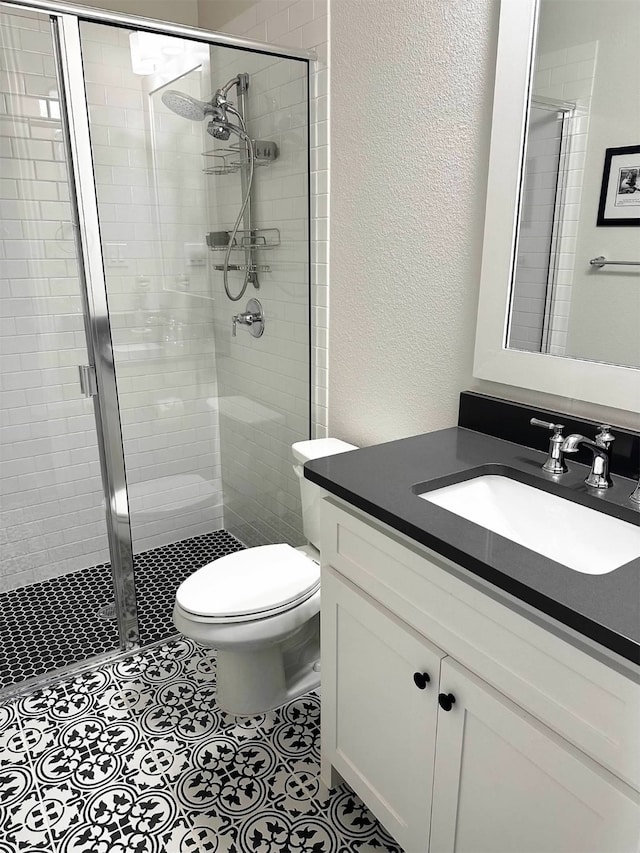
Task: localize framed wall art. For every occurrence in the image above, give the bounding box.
[597,145,640,226]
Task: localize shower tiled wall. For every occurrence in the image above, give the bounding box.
[1,4,322,590]
[0,12,225,593]
[206,48,309,546]
[510,107,564,353]
[510,42,597,356]
[206,0,328,548]
[0,8,110,592]
[81,22,224,553]
[534,42,597,357]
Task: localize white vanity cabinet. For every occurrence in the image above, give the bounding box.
[430,658,640,853]
[320,499,640,853]
[321,569,445,851]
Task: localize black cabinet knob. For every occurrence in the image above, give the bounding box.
[413,671,430,690]
[438,692,456,711]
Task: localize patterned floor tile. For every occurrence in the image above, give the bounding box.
[0,785,59,852]
[51,782,190,853]
[1,637,403,853]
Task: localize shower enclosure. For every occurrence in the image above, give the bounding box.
[0,0,312,696]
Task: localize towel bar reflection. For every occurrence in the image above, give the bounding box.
[589,256,640,268]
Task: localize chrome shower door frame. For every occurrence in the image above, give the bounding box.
[1,0,315,682]
[3,0,317,60]
[53,14,139,650]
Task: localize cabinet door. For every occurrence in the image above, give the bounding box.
[430,658,640,853]
[321,568,445,853]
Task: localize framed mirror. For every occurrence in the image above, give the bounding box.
[473,0,639,413]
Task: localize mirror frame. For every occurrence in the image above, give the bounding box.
[473,0,639,414]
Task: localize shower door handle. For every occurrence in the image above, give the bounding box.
[78,364,98,397]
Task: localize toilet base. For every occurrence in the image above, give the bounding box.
[216,614,320,716]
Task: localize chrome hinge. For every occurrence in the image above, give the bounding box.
[78,364,98,397]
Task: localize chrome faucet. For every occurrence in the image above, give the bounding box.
[561,425,615,489]
[530,418,567,474]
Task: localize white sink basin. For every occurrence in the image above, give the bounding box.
[419,475,640,574]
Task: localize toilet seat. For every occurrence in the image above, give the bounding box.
[175,544,320,623]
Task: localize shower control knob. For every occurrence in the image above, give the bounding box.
[413,672,430,690]
[232,298,264,338]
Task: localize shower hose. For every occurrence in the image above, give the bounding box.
[223,131,255,302]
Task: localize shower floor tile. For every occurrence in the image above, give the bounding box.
[0,530,244,692]
[134,530,244,646]
[0,637,403,853]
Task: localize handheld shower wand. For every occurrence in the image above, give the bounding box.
[161,77,256,301]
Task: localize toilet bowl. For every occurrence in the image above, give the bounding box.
[173,438,357,716]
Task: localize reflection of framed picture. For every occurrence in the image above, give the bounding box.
[597,145,640,226]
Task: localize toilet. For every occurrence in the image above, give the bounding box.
[173,438,357,716]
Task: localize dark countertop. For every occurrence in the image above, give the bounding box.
[304,427,640,667]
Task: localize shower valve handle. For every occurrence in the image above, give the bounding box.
[232,298,264,338]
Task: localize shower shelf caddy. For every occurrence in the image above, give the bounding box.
[206,227,280,251]
[202,133,279,283]
[206,228,280,274]
[202,140,279,176]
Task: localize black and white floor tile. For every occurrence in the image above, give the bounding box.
[0,531,244,690]
[0,637,403,853]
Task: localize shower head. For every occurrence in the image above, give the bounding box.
[207,120,231,141]
[161,89,213,121]
[206,117,247,141]
[163,78,249,143]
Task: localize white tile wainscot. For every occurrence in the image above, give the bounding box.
[320,498,640,853]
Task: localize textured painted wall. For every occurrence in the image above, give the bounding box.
[329,0,499,446]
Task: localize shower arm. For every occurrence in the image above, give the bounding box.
[219,76,241,98]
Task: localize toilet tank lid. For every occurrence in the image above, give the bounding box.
[292,438,357,464]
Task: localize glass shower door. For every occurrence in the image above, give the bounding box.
[0,6,135,692]
[78,21,311,644]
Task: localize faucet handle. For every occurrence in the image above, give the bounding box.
[530,418,567,474]
[530,418,565,435]
[595,424,615,449]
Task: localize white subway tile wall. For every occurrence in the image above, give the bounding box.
[0,8,111,592]
[81,22,225,554]
[1,6,320,591]
[510,42,597,356]
[206,45,310,547]
[510,107,563,353]
[218,0,328,439]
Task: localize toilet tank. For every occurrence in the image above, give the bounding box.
[292,438,358,550]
